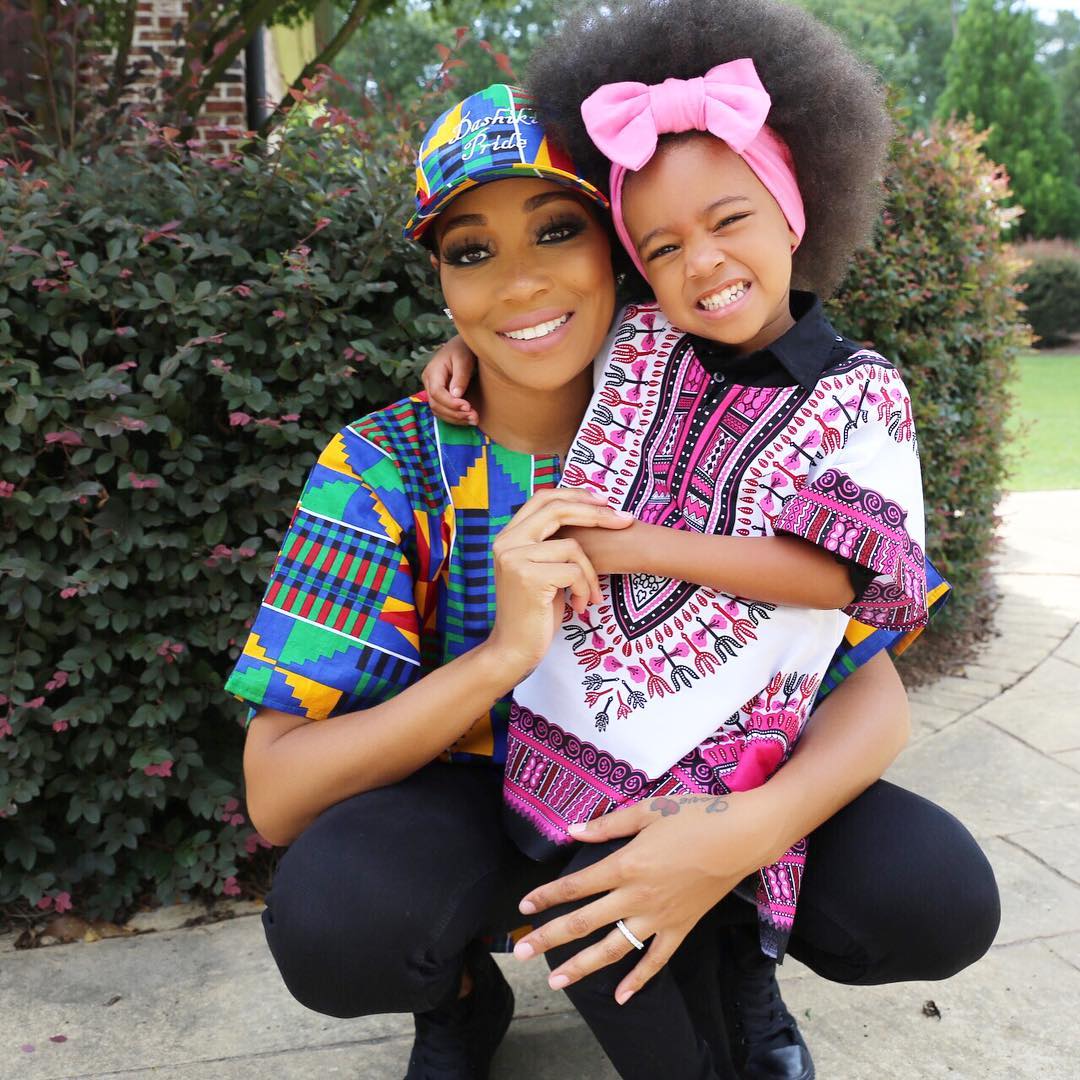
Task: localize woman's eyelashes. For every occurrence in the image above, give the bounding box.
[441,215,588,267]
[442,237,492,266]
[536,215,587,244]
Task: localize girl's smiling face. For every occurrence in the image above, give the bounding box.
[621,134,799,354]
[433,177,616,395]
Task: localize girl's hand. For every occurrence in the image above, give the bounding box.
[555,521,643,576]
[421,335,478,425]
[484,490,635,677]
[513,789,782,1004]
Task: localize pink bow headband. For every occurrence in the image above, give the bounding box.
[580,58,805,278]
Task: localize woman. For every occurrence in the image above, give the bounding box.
[226,84,998,1080]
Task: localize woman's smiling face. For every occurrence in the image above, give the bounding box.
[433,178,616,395]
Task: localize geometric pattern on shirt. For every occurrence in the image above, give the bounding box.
[223,394,561,765]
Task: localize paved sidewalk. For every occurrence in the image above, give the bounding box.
[2,491,1078,1080]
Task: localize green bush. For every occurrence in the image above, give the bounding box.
[829,120,1029,633]
[0,87,449,920]
[1,104,1027,920]
[1014,240,1080,348]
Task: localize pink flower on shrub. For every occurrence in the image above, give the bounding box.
[141,220,181,245]
[155,641,185,663]
[52,719,69,733]
[143,760,173,778]
[0,481,15,498]
[229,412,252,427]
[45,670,68,691]
[222,876,241,897]
[245,831,273,855]
[37,891,72,913]
[128,472,160,490]
[45,430,83,447]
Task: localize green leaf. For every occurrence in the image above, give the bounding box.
[154,272,177,303]
[203,510,228,545]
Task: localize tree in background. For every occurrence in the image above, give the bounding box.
[937,0,1080,238]
[331,0,562,117]
[798,0,953,127]
[1037,9,1080,162]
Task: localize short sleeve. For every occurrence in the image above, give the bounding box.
[224,424,422,721]
[773,360,928,631]
[815,556,952,701]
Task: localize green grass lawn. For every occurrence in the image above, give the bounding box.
[1004,352,1080,491]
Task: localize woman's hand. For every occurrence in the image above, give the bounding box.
[421,335,478,425]
[483,490,635,678]
[513,788,782,1004]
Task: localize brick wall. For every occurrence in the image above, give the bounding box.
[131,0,250,152]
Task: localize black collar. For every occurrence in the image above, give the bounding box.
[687,291,857,390]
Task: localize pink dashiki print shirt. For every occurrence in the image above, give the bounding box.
[503,295,930,960]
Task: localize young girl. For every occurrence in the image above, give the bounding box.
[422,0,949,991]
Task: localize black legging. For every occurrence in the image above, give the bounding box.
[261,763,1000,1078]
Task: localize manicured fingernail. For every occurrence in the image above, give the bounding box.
[549,974,570,990]
[514,941,534,960]
[567,822,587,836]
[616,988,635,1005]
[519,899,537,915]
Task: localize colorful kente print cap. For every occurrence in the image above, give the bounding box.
[403,83,610,241]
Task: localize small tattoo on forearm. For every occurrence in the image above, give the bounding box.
[648,795,729,816]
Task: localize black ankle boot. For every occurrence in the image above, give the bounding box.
[404,941,515,1080]
[723,925,814,1080]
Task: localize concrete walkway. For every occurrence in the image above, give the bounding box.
[2,491,1078,1080]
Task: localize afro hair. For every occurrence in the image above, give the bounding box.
[525,0,893,297]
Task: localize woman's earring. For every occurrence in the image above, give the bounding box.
[443,307,454,320]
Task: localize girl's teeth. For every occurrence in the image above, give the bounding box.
[699,283,748,311]
[503,314,570,340]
